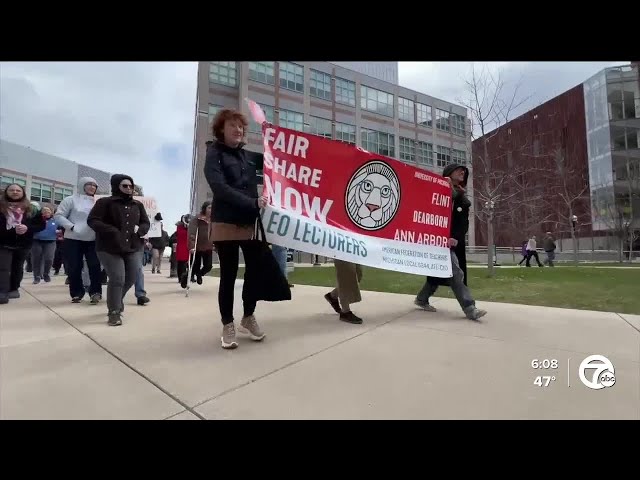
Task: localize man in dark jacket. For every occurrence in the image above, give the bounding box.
[414,164,487,321]
[542,232,556,267]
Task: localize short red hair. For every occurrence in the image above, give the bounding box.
[212,109,249,142]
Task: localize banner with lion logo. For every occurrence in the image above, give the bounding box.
[247,100,454,278]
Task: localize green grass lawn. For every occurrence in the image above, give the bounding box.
[212,265,640,314]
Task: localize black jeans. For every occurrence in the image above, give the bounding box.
[526,251,542,267]
[97,250,143,313]
[214,240,261,325]
[64,239,102,299]
[31,240,56,279]
[416,250,475,312]
[192,250,213,279]
[0,247,28,296]
[53,240,65,274]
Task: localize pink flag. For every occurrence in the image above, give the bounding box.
[245,98,266,124]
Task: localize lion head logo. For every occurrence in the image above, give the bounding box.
[345,160,401,231]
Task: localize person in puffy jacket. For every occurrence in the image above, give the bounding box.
[54,176,103,304]
[188,201,214,284]
[87,174,150,326]
[0,184,46,304]
[31,205,58,284]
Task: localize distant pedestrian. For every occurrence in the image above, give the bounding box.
[175,215,191,288]
[0,184,46,304]
[542,232,556,267]
[188,201,214,285]
[31,206,58,284]
[525,235,543,267]
[52,226,66,275]
[87,174,150,326]
[517,240,528,266]
[149,216,169,274]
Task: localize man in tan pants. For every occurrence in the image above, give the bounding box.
[324,259,363,324]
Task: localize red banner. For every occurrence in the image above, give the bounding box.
[248,100,453,277]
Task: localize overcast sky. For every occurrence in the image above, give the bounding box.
[0,61,626,232]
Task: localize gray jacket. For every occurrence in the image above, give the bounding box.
[54,176,98,242]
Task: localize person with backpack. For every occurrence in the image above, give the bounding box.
[542,232,556,267]
[517,240,528,266]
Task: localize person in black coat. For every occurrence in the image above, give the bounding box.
[0,184,46,304]
[87,174,150,326]
[414,164,487,321]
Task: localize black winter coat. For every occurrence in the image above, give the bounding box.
[87,196,150,254]
[0,209,46,250]
[204,141,264,226]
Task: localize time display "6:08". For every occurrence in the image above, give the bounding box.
[531,359,559,369]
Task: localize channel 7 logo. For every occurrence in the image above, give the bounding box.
[578,355,616,390]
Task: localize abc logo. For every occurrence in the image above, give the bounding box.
[578,355,616,390]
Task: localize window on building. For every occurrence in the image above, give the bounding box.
[53,186,74,205]
[1,175,27,192]
[208,104,223,125]
[249,61,275,85]
[209,62,237,87]
[305,116,332,139]
[417,141,434,166]
[360,85,394,117]
[452,149,467,165]
[398,97,415,122]
[335,77,356,106]
[451,114,466,136]
[436,145,452,167]
[399,137,416,163]
[436,109,450,132]
[249,104,275,133]
[335,122,356,145]
[417,103,432,127]
[310,69,332,101]
[278,109,304,131]
[30,181,54,203]
[279,62,304,93]
[361,128,395,157]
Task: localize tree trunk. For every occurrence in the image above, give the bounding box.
[483,139,495,277]
[571,228,578,265]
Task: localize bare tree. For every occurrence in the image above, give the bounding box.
[458,64,531,276]
[542,146,590,264]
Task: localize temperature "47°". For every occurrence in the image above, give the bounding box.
[533,375,556,387]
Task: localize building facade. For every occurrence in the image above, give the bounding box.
[472,63,639,250]
[190,61,474,245]
[0,139,113,206]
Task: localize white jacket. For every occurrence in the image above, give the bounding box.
[54,176,98,242]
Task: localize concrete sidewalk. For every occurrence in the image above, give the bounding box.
[1,271,638,420]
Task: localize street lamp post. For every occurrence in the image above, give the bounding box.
[570,214,578,264]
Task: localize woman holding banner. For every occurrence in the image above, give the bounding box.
[204,109,271,350]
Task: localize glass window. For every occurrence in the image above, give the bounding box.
[249,61,275,85]
[1,175,27,190]
[279,62,304,93]
[335,122,356,145]
[361,85,394,117]
[436,145,452,167]
[63,188,73,197]
[278,109,304,131]
[208,104,222,125]
[305,116,332,139]
[417,141,434,166]
[436,108,450,132]
[249,104,275,133]
[361,128,395,157]
[451,114,466,136]
[417,103,432,127]
[335,77,356,106]
[310,69,332,101]
[452,149,467,165]
[398,97,415,122]
[399,137,416,162]
[209,62,237,87]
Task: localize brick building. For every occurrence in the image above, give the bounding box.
[472,63,640,250]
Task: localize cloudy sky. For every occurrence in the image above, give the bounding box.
[0,61,626,232]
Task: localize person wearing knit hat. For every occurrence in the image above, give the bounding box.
[414,163,487,321]
[87,174,150,326]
